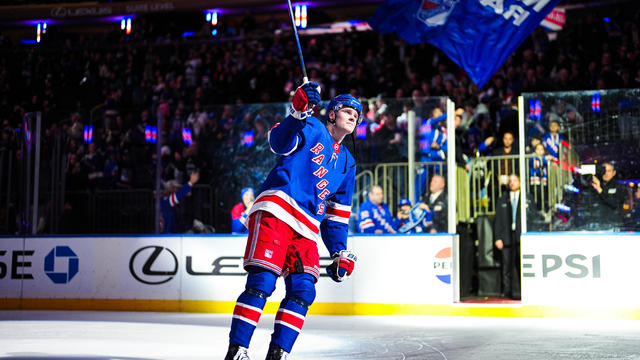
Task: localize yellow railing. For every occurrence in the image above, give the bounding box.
[353,169,373,212]
[373,161,445,214]
[363,154,578,226]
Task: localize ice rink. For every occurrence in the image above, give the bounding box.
[2,310,640,359]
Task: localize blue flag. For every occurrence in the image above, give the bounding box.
[368,0,561,87]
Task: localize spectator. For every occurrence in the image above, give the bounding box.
[82,142,104,188]
[371,110,403,162]
[497,95,519,140]
[418,174,448,233]
[542,119,563,160]
[493,174,523,300]
[466,113,495,155]
[416,107,447,201]
[529,143,551,212]
[525,132,543,154]
[491,131,519,191]
[230,187,254,234]
[419,107,447,163]
[411,89,430,120]
[394,198,414,232]
[546,99,583,134]
[358,185,396,234]
[159,171,199,233]
[103,149,119,188]
[589,162,626,231]
[626,185,640,231]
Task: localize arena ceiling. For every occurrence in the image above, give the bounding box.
[0,0,381,23]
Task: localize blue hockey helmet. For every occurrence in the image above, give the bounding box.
[327,94,363,125]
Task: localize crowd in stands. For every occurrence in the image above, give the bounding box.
[0,1,639,233]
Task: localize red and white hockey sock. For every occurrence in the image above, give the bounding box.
[229,291,266,348]
[271,298,307,352]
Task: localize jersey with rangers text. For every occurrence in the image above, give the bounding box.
[247,114,356,255]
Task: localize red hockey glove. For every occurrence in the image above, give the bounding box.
[327,250,357,282]
[290,82,320,120]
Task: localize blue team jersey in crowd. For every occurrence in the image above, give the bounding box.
[231,202,249,234]
[542,133,563,159]
[419,113,447,162]
[246,114,356,255]
[160,182,192,233]
[358,200,396,233]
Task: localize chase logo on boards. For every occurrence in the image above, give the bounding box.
[129,246,178,285]
[44,246,79,284]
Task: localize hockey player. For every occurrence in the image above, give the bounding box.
[358,185,396,234]
[224,82,359,360]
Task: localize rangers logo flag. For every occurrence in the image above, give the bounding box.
[368,0,561,87]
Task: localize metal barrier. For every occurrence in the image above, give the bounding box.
[469,154,576,222]
[353,169,373,212]
[373,161,445,215]
[469,155,519,217]
[368,155,576,227]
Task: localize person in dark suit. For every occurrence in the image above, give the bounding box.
[493,173,523,299]
[419,174,448,233]
[589,162,626,231]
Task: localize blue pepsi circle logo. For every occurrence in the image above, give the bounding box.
[44,246,79,284]
[433,247,452,284]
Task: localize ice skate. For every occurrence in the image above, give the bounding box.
[225,344,250,360]
[265,344,289,360]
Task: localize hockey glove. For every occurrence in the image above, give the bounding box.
[326,250,357,282]
[290,82,320,120]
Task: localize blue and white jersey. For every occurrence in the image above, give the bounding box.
[529,156,549,186]
[419,113,447,162]
[542,133,563,159]
[246,115,356,255]
[358,200,396,234]
[160,182,192,233]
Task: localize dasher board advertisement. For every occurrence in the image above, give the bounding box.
[521,233,640,306]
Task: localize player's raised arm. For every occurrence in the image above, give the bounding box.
[268,82,320,155]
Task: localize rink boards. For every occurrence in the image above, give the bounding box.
[1,233,640,319]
